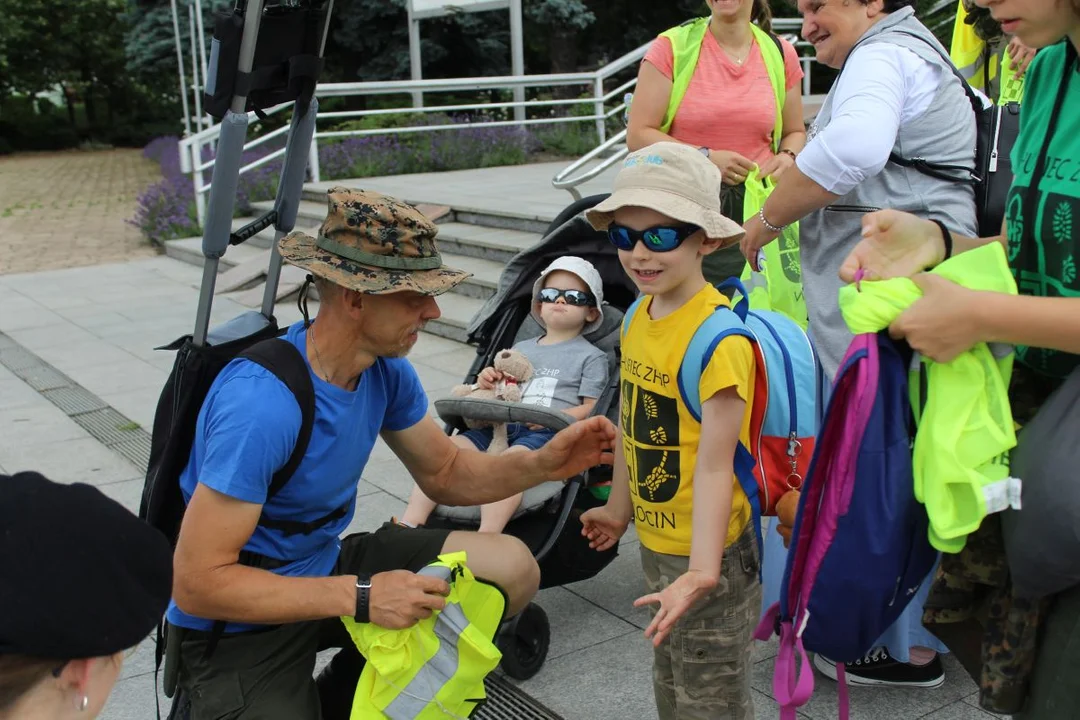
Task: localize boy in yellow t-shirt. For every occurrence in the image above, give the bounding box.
[580,142,760,720]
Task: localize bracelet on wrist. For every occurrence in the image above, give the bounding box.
[779,148,797,160]
[929,219,953,263]
[758,207,785,234]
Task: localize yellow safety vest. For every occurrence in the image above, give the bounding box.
[950,0,1025,104]
[340,552,507,719]
[660,17,785,150]
[660,17,808,327]
[838,243,1018,553]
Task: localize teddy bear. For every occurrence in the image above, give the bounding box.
[449,348,535,455]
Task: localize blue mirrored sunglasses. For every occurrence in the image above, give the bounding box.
[606,223,701,252]
[536,287,596,306]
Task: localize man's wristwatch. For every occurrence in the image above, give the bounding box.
[698,146,710,158]
[355,573,372,623]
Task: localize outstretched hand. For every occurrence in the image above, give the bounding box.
[634,570,719,647]
[534,415,616,482]
[838,209,943,283]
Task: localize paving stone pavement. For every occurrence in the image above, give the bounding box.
[0,149,162,275]
[0,255,1008,720]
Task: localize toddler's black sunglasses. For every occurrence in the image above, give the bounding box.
[536,288,596,306]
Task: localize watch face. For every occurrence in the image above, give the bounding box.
[699,146,709,157]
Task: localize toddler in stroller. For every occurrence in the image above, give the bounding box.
[399,255,609,533]
[413,205,637,680]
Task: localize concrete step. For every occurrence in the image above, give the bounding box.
[301,184,551,235]
[250,199,453,235]
[429,293,485,344]
[435,223,540,265]
[164,236,269,272]
[249,200,326,232]
[440,252,503,300]
[250,201,538,267]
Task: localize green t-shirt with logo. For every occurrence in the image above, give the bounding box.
[1004,40,1079,398]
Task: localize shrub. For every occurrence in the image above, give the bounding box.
[129,136,199,246]
[129,107,603,243]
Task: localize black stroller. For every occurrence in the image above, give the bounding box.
[423,194,637,682]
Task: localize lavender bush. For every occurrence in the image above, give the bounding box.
[129,137,200,246]
[317,115,530,179]
[131,112,590,245]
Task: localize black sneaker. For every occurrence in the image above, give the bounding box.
[813,648,945,688]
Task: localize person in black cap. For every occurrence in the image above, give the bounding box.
[0,471,172,719]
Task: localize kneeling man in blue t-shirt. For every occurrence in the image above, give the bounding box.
[166,187,616,720]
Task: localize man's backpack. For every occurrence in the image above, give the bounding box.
[139,318,317,680]
[622,279,821,557]
[885,30,1021,237]
[140,321,317,549]
[753,331,938,719]
[203,1,329,120]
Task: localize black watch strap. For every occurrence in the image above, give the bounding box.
[354,573,372,623]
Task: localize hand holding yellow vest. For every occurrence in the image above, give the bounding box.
[340,552,507,719]
[738,167,808,328]
[838,243,1019,552]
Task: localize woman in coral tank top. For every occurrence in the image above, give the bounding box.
[627,0,807,285]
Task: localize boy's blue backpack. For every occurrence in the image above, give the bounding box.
[622,279,821,557]
[753,331,938,719]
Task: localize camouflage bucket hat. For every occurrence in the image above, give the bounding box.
[279,187,471,296]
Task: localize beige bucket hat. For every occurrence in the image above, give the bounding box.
[585,142,745,244]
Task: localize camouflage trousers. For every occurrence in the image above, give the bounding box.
[640,525,761,720]
[923,514,1048,714]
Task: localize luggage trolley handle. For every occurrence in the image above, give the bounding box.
[193,0,268,347]
[259,0,335,317]
[193,0,335,346]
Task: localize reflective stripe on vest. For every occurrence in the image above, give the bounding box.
[950,0,1025,104]
[660,17,787,151]
[341,552,507,720]
[383,591,469,718]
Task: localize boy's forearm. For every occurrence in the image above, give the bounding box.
[688,468,734,581]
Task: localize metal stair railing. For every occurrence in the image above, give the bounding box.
[177,18,818,226]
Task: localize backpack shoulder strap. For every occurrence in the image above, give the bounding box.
[678,305,754,423]
[621,295,646,345]
[678,297,764,569]
[240,338,316,500]
[678,303,765,569]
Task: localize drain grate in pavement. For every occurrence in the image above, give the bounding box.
[0,332,153,472]
[41,386,108,415]
[475,674,564,720]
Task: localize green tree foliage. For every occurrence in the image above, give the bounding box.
[0,0,182,146]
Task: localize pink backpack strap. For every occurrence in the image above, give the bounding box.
[837,664,850,720]
[774,612,815,717]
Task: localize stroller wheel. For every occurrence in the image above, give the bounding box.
[497,602,550,681]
